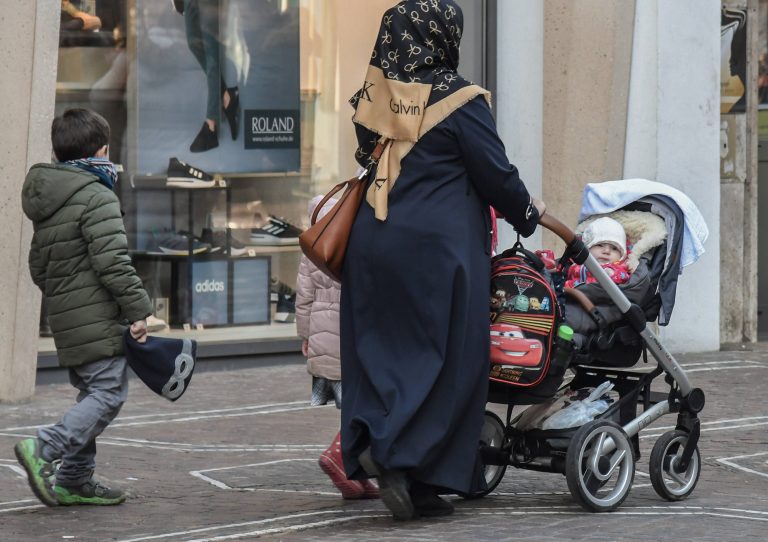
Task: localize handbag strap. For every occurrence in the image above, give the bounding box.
[310,138,392,225]
[363,137,392,175]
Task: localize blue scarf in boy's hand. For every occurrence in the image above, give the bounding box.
[63,157,118,190]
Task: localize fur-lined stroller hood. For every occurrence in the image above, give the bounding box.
[567,209,670,334]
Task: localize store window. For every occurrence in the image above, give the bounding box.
[760,0,768,132]
[757,0,768,336]
[46,0,490,346]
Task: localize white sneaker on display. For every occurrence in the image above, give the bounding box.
[146,315,169,333]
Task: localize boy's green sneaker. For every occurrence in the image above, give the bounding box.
[13,438,58,507]
[54,478,127,506]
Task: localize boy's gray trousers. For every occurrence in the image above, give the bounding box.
[37,356,128,486]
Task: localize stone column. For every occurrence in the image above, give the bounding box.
[0,1,60,402]
[542,0,636,251]
[741,0,759,343]
[625,0,721,352]
[716,0,760,345]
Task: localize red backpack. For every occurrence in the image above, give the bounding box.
[490,245,565,389]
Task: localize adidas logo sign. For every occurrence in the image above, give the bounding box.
[195,279,225,293]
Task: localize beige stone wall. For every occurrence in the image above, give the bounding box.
[0,1,60,402]
[541,0,635,250]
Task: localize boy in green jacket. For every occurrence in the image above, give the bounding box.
[16,108,152,506]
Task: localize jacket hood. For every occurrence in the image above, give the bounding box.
[22,163,98,221]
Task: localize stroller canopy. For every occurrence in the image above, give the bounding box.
[577,179,709,325]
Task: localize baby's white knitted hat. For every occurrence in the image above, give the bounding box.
[582,217,627,261]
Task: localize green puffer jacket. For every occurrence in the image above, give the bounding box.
[21,163,152,367]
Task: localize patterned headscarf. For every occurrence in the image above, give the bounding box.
[351,0,491,221]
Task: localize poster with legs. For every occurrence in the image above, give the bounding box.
[135,0,300,175]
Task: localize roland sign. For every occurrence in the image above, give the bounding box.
[245,109,300,149]
[251,116,294,134]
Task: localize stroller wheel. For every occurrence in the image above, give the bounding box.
[649,430,701,501]
[462,410,507,499]
[565,420,635,512]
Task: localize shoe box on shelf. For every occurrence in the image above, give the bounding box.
[127,159,307,328]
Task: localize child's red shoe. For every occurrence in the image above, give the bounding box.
[318,432,364,499]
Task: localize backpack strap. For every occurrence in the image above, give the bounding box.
[498,241,546,273]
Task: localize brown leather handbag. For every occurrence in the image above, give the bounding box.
[299,139,390,281]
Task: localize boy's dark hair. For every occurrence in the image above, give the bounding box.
[51,108,110,161]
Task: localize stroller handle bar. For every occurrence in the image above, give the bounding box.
[536,208,696,399]
[538,213,576,245]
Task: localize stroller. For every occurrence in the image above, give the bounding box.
[474,181,708,512]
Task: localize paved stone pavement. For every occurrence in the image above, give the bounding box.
[1,344,768,542]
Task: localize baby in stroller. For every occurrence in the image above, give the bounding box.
[478,179,709,512]
[562,207,668,367]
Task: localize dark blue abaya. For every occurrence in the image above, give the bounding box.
[341,96,538,495]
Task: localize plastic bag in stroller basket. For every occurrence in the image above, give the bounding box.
[489,246,568,390]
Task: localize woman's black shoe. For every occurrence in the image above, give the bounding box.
[223,87,240,140]
[190,122,218,153]
[358,448,414,521]
[410,481,455,518]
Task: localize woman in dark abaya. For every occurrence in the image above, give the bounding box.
[341,0,544,520]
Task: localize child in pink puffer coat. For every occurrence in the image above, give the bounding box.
[295,195,379,500]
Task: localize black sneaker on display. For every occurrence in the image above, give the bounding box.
[270,277,295,298]
[250,216,303,245]
[200,228,248,256]
[274,293,296,323]
[166,157,217,188]
[189,122,219,153]
[156,231,211,256]
[270,278,296,323]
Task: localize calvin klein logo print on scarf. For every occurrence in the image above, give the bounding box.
[350,0,467,108]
